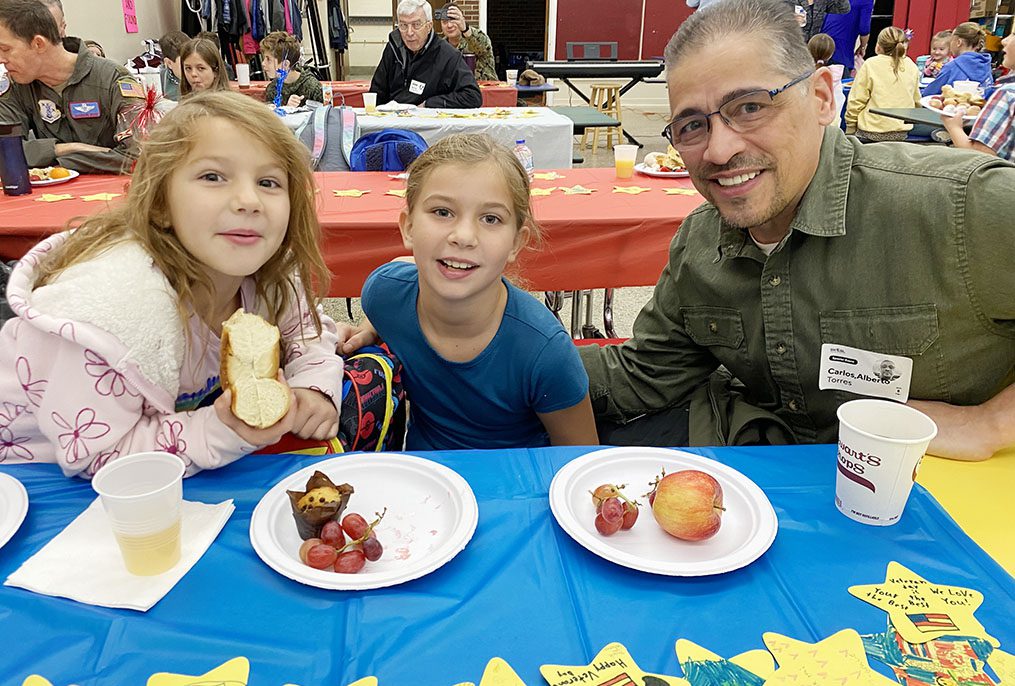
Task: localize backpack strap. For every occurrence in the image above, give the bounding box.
[344,351,395,452]
[308,104,331,170]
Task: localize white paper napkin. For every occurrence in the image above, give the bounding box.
[4,497,234,612]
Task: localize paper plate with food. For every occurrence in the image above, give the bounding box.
[29,166,79,186]
[920,85,984,121]
[549,446,777,576]
[250,453,479,590]
[635,146,690,178]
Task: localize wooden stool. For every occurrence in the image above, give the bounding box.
[581,83,624,151]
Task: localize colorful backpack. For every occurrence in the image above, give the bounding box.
[296,100,359,172]
[349,129,428,172]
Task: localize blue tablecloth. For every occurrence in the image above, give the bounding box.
[1,445,1012,685]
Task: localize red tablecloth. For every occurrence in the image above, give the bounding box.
[231,80,516,108]
[0,169,702,296]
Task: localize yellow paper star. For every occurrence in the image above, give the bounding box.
[848,561,998,646]
[35,193,73,202]
[664,188,700,196]
[518,110,540,117]
[533,172,564,180]
[561,185,596,195]
[21,677,54,686]
[613,186,652,194]
[333,189,371,197]
[147,656,249,686]
[385,189,406,198]
[675,638,775,683]
[530,187,556,197]
[81,192,122,201]
[541,642,689,686]
[989,647,1015,683]
[763,629,897,685]
[347,678,378,686]
[452,657,529,686]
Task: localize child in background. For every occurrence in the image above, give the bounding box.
[180,38,230,97]
[808,33,845,128]
[922,22,993,96]
[0,92,344,477]
[260,31,324,107]
[159,30,190,101]
[845,26,922,141]
[84,40,105,58]
[942,28,1015,160]
[921,31,952,78]
[350,134,597,451]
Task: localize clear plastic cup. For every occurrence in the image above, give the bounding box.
[614,144,638,179]
[834,399,937,526]
[92,451,185,575]
[236,63,251,88]
[362,91,378,113]
[506,69,519,86]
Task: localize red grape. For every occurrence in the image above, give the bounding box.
[362,535,383,562]
[306,543,338,570]
[591,483,620,512]
[620,502,639,530]
[298,538,322,564]
[601,497,624,524]
[595,513,622,536]
[342,513,369,540]
[334,549,367,573]
[320,520,345,547]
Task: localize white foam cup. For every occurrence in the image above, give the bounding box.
[236,63,251,87]
[953,80,978,93]
[834,399,937,526]
[92,451,185,574]
[506,69,519,86]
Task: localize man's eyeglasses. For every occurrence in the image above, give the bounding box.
[397,19,429,31]
[661,71,813,148]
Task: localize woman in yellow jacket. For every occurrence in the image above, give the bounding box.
[845,27,922,141]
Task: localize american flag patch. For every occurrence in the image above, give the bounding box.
[117,78,146,99]
[908,612,959,632]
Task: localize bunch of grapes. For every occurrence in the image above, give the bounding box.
[298,509,386,573]
[590,483,639,536]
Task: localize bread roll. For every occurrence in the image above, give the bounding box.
[220,309,290,429]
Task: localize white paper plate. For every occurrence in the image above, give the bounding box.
[0,472,29,550]
[250,454,478,590]
[635,162,690,178]
[30,169,80,186]
[549,447,778,576]
[919,95,979,121]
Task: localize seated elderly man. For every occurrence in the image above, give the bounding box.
[0,0,143,173]
[438,2,497,82]
[580,0,1015,461]
[370,0,481,109]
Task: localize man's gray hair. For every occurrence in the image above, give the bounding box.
[664,0,813,79]
[397,0,432,20]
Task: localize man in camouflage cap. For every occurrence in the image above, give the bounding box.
[0,0,144,173]
[438,2,497,82]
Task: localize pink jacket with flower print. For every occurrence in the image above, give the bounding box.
[0,233,344,478]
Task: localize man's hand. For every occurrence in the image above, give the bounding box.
[291,388,340,440]
[445,4,468,33]
[335,318,380,355]
[214,371,298,446]
[910,384,1015,461]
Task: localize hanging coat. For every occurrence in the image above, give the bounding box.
[328,0,348,51]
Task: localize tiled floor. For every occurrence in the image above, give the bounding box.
[324,105,678,338]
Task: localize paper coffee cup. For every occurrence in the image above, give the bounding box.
[506,69,518,86]
[834,399,937,526]
[92,451,185,575]
[236,63,251,87]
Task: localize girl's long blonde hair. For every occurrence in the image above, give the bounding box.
[36,90,329,336]
[877,26,909,76]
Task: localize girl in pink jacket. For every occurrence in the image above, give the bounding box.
[0,91,344,478]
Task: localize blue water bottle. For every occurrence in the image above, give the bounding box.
[0,125,32,196]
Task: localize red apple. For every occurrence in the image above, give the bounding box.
[649,470,724,541]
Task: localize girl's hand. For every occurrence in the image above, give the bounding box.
[214,372,298,446]
[335,319,380,355]
[291,388,340,440]
[287,94,305,107]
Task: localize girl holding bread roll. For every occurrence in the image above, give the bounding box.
[0,91,344,478]
[343,134,598,450]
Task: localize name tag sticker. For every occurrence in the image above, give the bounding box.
[819,343,913,402]
[409,79,426,95]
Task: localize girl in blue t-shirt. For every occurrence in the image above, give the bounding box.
[341,133,597,451]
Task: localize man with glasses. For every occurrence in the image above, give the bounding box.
[580,0,1015,461]
[369,0,481,109]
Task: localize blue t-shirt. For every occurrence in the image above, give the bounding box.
[361,262,589,450]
